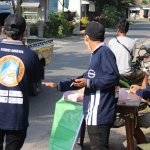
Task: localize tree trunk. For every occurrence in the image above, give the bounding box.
[99,0,103,16]
[11,0,16,14]
[17,0,22,15]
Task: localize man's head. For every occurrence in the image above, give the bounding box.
[2,14,26,40]
[116,18,129,35]
[84,22,105,52]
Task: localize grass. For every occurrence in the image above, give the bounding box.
[129,21,135,25]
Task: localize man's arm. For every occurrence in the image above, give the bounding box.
[87,50,120,90]
[42,72,88,91]
[136,86,150,100]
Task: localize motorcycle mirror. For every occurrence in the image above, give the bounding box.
[140,44,150,54]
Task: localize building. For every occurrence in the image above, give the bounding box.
[57,0,95,34]
[143,3,150,18]
[19,0,95,36]
[127,3,143,19]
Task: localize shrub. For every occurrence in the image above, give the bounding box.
[30,24,38,36]
[102,5,123,28]
[80,17,89,30]
[81,17,89,26]
[69,21,76,33]
[43,11,76,38]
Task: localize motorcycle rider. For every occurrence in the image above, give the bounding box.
[108,18,148,88]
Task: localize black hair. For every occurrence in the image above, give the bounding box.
[88,36,104,42]
[93,16,100,23]
[116,18,129,34]
[5,30,22,40]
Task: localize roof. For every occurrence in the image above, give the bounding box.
[143,3,150,9]
[82,0,89,4]
[21,2,40,8]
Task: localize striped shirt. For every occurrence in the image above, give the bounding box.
[59,45,120,125]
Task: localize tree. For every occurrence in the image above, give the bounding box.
[140,0,149,4]
[93,0,136,15]
[17,0,22,15]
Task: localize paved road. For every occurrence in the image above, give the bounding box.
[1,21,150,150]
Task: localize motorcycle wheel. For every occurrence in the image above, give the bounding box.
[113,113,124,128]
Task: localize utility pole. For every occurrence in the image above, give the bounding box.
[99,0,103,16]
[17,0,22,15]
[11,0,16,13]
[62,0,64,12]
[58,0,65,12]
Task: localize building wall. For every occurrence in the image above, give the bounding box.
[49,0,58,12]
[58,0,85,17]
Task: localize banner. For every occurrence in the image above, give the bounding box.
[49,0,58,13]
[65,0,69,9]
[50,98,83,150]
[89,2,95,12]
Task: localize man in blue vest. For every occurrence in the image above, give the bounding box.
[43,22,120,150]
[0,14,42,149]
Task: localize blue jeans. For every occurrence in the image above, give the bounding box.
[87,124,112,150]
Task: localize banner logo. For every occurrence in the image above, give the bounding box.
[88,69,95,78]
[0,55,25,87]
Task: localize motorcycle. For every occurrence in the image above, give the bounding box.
[114,42,150,128]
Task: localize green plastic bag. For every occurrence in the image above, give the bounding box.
[50,97,83,150]
[137,143,150,150]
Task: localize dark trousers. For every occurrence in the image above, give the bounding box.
[0,129,27,150]
[87,124,112,150]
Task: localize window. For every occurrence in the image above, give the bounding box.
[49,0,58,13]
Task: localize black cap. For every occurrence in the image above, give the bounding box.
[4,14,26,34]
[85,22,105,41]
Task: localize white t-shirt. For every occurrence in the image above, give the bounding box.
[108,36,136,74]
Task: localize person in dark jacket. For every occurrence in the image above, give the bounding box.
[0,14,42,150]
[43,22,120,150]
[130,85,150,144]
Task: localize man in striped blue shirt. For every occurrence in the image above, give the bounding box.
[43,22,120,150]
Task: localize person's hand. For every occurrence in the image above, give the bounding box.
[73,78,86,87]
[130,85,143,94]
[42,82,57,88]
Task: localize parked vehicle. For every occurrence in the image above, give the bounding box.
[24,37,54,96]
[0,3,14,28]
[0,36,54,96]
[114,42,150,128]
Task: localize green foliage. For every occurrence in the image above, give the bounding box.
[92,0,136,16]
[30,24,38,36]
[102,5,123,28]
[43,12,76,38]
[81,17,89,26]
[80,17,89,30]
[140,0,149,4]
[129,21,134,25]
